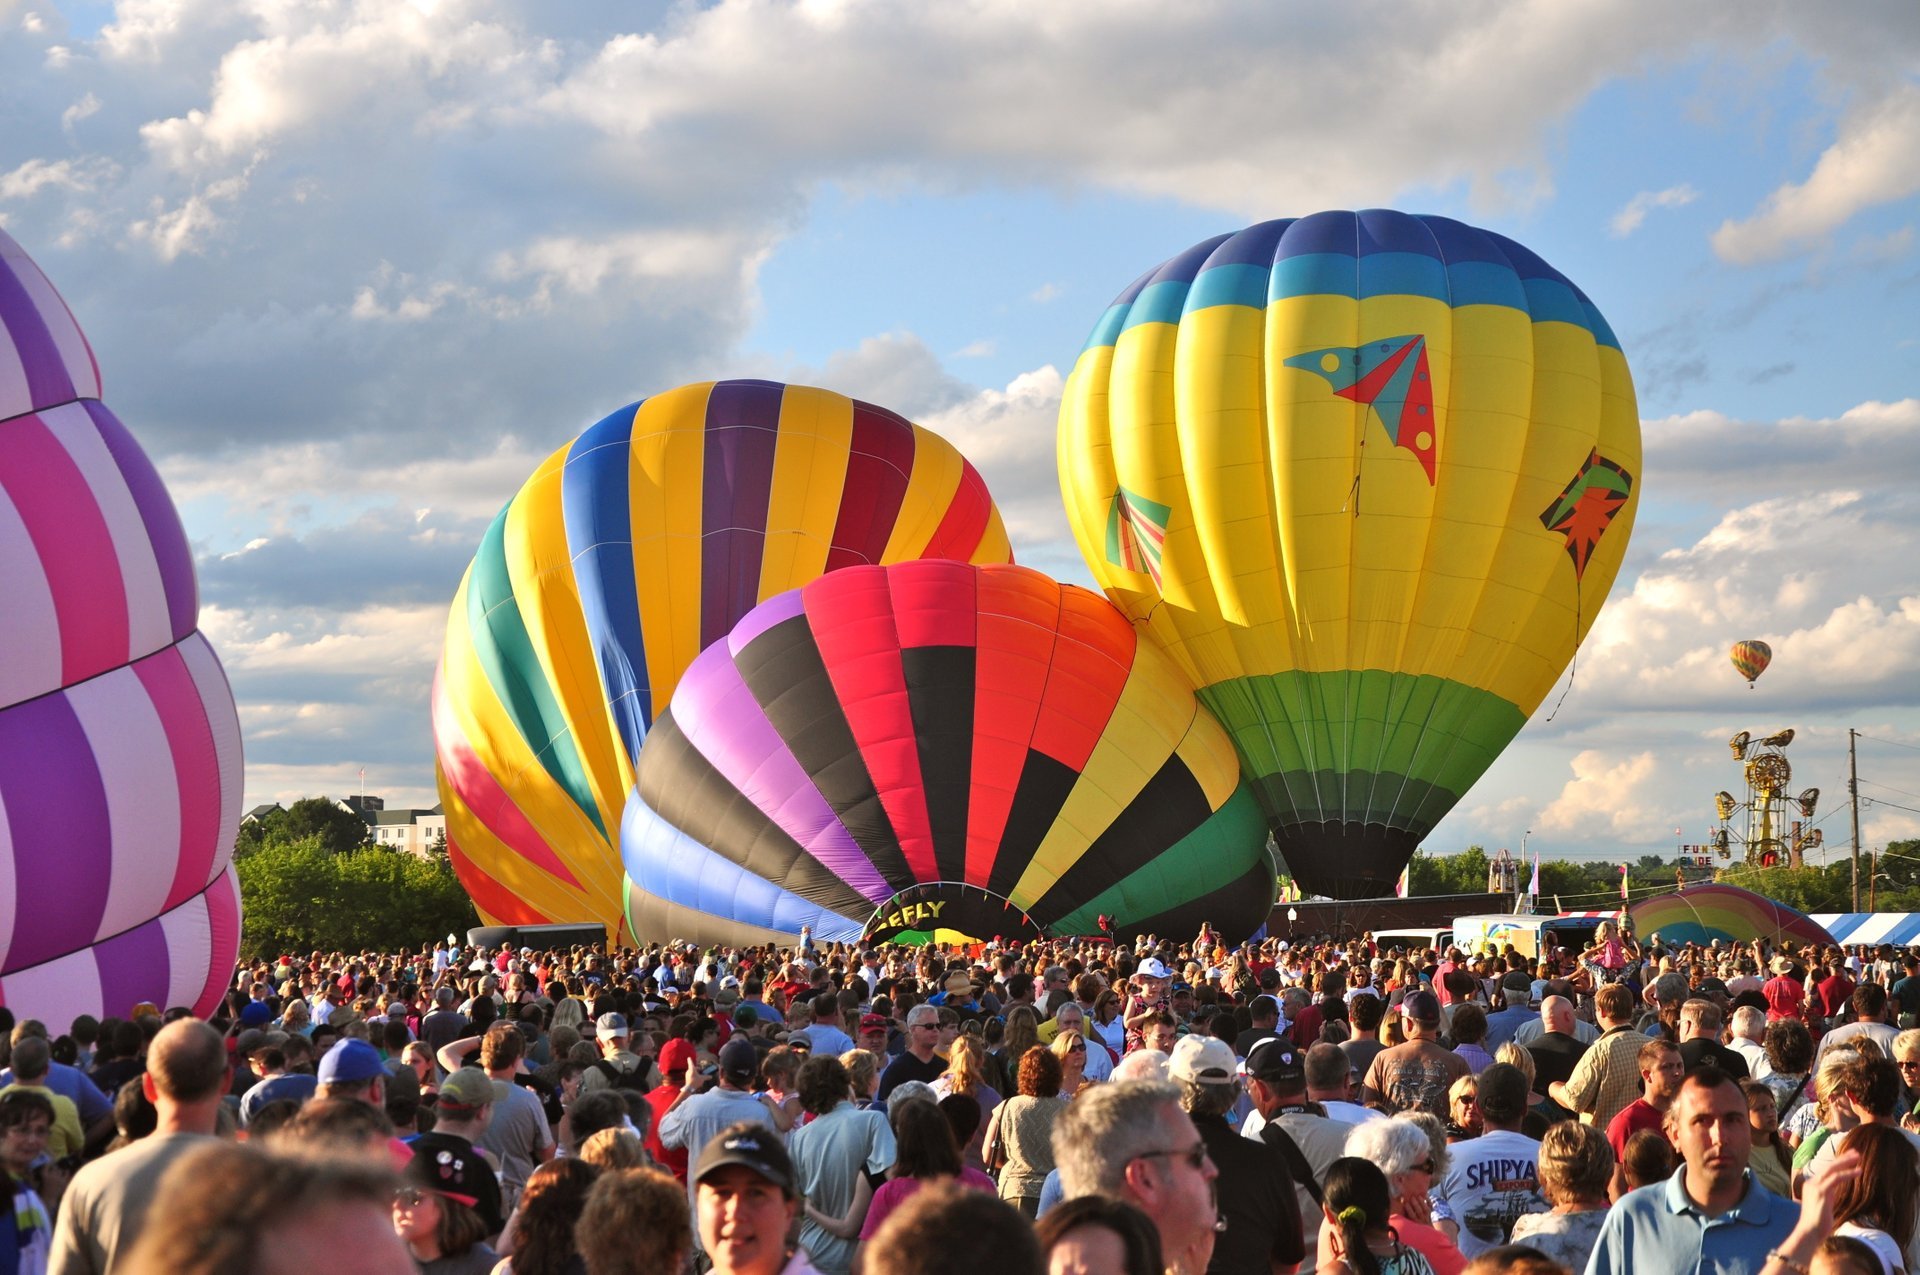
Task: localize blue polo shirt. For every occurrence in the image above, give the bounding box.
[1585,1167,1795,1275]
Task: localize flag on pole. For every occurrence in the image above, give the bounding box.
[1395,864,1409,898]
[1619,863,1629,899]
[1528,852,1541,897]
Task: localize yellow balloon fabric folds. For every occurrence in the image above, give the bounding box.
[435,380,1011,934]
[1059,211,1641,898]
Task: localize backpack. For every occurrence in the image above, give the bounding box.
[592,1058,650,1094]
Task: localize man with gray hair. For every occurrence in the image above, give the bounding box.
[1727,1005,1770,1076]
[1053,1079,1221,1275]
[1677,999,1749,1077]
[1484,978,1535,1052]
[1168,1036,1302,1275]
[876,1004,945,1100]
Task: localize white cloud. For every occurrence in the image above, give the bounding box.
[1712,82,1920,264]
[1609,182,1699,236]
[1534,749,1664,840]
[952,339,995,359]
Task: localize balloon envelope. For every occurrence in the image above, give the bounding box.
[622,561,1274,946]
[435,381,1012,935]
[0,230,242,1019]
[1730,640,1772,684]
[1059,211,1641,898]
[1630,883,1832,948]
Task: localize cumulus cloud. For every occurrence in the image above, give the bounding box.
[1610,183,1699,237]
[1713,82,1920,264]
[1534,749,1665,840]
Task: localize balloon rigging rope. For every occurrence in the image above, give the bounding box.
[1542,588,1581,724]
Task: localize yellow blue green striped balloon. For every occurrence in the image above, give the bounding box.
[435,380,1012,935]
[1058,211,1640,898]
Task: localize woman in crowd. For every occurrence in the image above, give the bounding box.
[573,1168,689,1275]
[1090,989,1127,1059]
[860,1088,996,1244]
[1049,1025,1091,1100]
[1767,1018,1818,1128]
[489,1159,598,1275]
[393,1143,498,1275]
[1741,1077,1795,1197]
[1339,1117,1465,1275]
[841,1048,883,1112]
[1445,1076,1482,1143]
[997,1006,1041,1097]
[1509,1121,1614,1272]
[1320,1156,1440,1275]
[0,1090,54,1270]
[1449,1005,1493,1076]
[984,1046,1066,1218]
[1830,1124,1918,1275]
[1034,1191,1164,1275]
[1049,1002,1113,1081]
[929,1034,1001,1168]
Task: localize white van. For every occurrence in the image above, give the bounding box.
[1371,926,1453,953]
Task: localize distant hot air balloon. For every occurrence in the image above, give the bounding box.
[0,230,242,1020]
[1059,211,1641,898]
[621,561,1275,946]
[434,381,1012,935]
[1731,640,1772,687]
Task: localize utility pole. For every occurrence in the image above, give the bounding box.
[1850,728,1862,912]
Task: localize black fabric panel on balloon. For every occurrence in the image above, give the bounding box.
[902,645,974,884]
[986,749,1080,901]
[1112,858,1277,945]
[635,710,872,918]
[1274,819,1422,900]
[735,614,918,893]
[1029,757,1213,923]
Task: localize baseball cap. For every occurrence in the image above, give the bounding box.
[1168,1035,1237,1086]
[1241,1038,1306,1084]
[596,1012,629,1040]
[695,1123,793,1191]
[718,1036,759,1080]
[1136,958,1171,980]
[659,1038,698,1075]
[1400,989,1442,1025]
[405,1141,483,1208]
[316,1038,386,1086]
[240,1001,273,1028]
[438,1068,495,1108]
[859,1013,889,1033]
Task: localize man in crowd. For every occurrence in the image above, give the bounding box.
[1819,983,1900,1059]
[647,1037,697,1183]
[1551,983,1648,1132]
[1234,995,1284,1058]
[1361,990,1469,1119]
[1607,1038,1684,1169]
[418,986,468,1056]
[1169,1036,1302,1275]
[1241,1039,1349,1274]
[876,1006,945,1100]
[695,1121,823,1275]
[661,1037,781,1217]
[1677,1000,1749,1077]
[464,1022,553,1215]
[1726,1006,1771,1076]
[579,1011,653,1095]
[51,1019,227,1275]
[407,1067,505,1238]
[1438,1062,1546,1257]
[0,1038,84,1162]
[1305,1042,1381,1126]
[1586,1066,1795,1275]
[1,1023,112,1151]
[237,1043,316,1127]
[1483,977,1535,1052]
[798,993,855,1057]
[314,1037,389,1108]
[1524,996,1590,1121]
[1053,1080,1220,1275]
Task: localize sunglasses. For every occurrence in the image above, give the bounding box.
[1136,1143,1209,1172]
[1411,1160,1436,1174]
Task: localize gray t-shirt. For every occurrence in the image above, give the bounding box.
[474,1077,554,1213]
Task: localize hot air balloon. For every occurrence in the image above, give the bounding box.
[619,560,1274,945]
[435,381,1013,935]
[0,230,243,1020]
[1731,640,1772,687]
[1059,211,1641,898]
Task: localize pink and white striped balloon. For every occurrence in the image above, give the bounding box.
[0,229,242,1021]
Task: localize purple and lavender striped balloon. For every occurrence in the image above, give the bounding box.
[0,228,242,1022]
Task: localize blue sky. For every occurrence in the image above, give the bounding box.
[3,0,1917,871]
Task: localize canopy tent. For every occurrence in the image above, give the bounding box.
[1809,913,1920,947]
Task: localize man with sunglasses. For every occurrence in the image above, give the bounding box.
[1053,1079,1221,1275]
[875,1006,945,1101]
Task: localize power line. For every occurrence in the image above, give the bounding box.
[1861,777,1920,802]
[1862,796,1920,818]
[1857,733,1920,752]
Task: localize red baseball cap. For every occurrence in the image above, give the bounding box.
[659,1038,698,1075]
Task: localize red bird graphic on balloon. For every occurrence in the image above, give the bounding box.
[1285,334,1436,482]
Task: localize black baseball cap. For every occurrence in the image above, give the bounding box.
[695,1122,793,1192]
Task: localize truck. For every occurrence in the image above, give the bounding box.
[1448,912,1609,961]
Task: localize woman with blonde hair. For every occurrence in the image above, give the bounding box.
[840,1048,882,1110]
[1509,1121,1613,1272]
[1049,1026,1091,1098]
[929,1034,1002,1167]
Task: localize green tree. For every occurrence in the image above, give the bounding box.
[1713,861,1852,913]
[236,835,477,958]
[235,798,373,857]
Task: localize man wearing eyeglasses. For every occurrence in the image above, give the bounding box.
[1052,1079,1221,1275]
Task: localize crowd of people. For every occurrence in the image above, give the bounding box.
[5,918,1920,1275]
